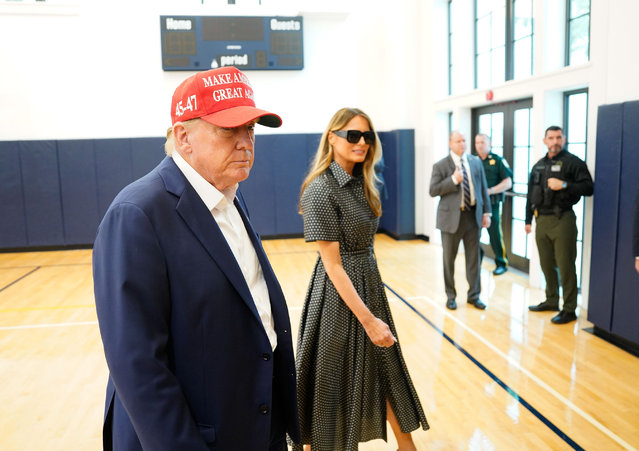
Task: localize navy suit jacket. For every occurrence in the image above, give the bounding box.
[634,183,639,258]
[93,156,300,450]
[429,153,491,233]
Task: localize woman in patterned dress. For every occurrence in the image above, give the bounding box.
[293,108,428,450]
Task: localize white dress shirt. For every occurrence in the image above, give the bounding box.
[172,152,277,350]
[450,151,477,208]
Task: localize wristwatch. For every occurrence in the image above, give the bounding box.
[561,181,567,189]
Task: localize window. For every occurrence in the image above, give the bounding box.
[566,0,590,65]
[512,0,533,79]
[564,89,588,287]
[475,0,506,88]
[475,0,533,88]
[448,0,454,95]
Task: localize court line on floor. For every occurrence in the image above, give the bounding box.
[385,284,585,449]
[0,267,41,293]
[385,285,636,451]
[0,320,98,331]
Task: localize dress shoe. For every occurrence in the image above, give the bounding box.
[467,299,487,310]
[551,310,577,324]
[446,299,457,310]
[493,266,507,276]
[528,301,560,312]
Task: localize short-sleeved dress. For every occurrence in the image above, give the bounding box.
[293,161,429,451]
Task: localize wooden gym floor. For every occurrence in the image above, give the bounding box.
[0,234,637,450]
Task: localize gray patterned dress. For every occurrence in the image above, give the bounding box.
[293,161,428,451]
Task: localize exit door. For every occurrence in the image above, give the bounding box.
[472,98,533,272]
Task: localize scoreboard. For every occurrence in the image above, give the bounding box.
[160,15,304,71]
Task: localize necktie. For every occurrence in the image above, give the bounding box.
[461,160,471,209]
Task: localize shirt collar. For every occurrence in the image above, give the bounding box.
[329,160,356,187]
[449,151,468,166]
[172,151,238,211]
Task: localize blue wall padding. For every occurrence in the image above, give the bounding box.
[0,131,414,249]
[58,139,101,245]
[589,100,639,346]
[611,101,639,343]
[0,141,27,248]
[588,103,623,331]
[379,129,416,238]
[19,140,65,246]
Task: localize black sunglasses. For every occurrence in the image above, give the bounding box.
[332,129,376,145]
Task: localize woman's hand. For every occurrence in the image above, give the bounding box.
[362,316,397,348]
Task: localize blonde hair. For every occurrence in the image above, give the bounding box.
[299,107,382,217]
[164,126,176,156]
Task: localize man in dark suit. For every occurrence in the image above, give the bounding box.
[93,66,300,450]
[430,131,492,310]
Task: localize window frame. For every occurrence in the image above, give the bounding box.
[565,0,591,66]
[474,0,534,89]
[563,87,589,288]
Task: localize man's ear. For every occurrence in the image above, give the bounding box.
[173,123,191,153]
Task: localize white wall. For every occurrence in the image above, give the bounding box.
[0,0,423,141]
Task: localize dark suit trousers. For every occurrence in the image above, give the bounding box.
[442,209,481,301]
[535,211,578,313]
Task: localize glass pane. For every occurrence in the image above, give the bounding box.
[492,146,504,157]
[570,0,590,18]
[514,108,530,147]
[513,36,533,79]
[477,16,491,53]
[476,0,492,18]
[479,114,492,136]
[513,181,527,195]
[513,146,530,184]
[513,196,527,221]
[492,5,506,47]
[569,15,590,65]
[568,93,588,142]
[568,143,586,161]
[492,112,504,146]
[511,218,527,257]
[492,46,506,85]
[513,0,533,40]
[477,53,491,88]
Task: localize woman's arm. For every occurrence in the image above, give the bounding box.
[317,240,396,348]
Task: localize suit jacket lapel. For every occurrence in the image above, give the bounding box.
[158,158,261,322]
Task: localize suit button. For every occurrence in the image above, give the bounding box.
[262,353,270,361]
[259,404,269,414]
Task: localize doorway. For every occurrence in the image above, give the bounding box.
[472,98,533,273]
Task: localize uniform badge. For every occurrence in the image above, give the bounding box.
[489,159,496,165]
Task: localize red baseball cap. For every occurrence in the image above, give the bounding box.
[170,66,282,128]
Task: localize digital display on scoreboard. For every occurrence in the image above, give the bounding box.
[160,16,304,71]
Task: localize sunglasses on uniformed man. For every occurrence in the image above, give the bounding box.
[332,130,376,145]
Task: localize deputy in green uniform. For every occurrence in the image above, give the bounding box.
[526,126,593,324]
[475,134,513,276]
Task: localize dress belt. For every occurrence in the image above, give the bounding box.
[341,247,373,256]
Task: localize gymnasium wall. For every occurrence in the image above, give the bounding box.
[0,129,415,250]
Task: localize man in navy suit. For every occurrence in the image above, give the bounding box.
[93,66,300,450]
[634,183,639,274]
[429,131,491,310]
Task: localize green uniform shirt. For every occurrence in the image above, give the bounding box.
[481,152,513,204]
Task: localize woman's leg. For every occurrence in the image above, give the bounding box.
[387,399,417,451]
